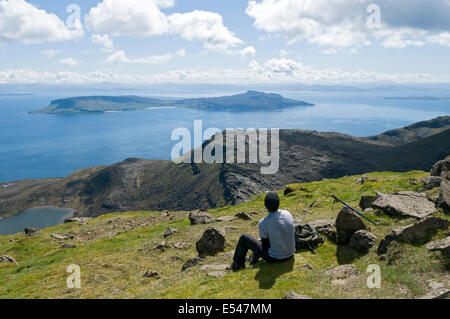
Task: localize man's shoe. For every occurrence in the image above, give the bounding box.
[248,253,259,265]
[231,262,245,272]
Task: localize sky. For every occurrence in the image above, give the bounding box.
[0,0,449,85]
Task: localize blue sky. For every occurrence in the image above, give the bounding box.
[1,0,449,85]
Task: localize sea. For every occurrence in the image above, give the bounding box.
[0,89,448,234]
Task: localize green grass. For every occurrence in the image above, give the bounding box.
[0,171,448,299]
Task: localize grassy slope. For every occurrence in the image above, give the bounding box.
[0,171,448,299]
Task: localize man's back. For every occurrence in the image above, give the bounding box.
[259,210,296,260]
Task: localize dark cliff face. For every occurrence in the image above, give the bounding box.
[1,127,449,218]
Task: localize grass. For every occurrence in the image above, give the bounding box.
[0,170,448,299]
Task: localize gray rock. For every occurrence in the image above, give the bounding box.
[173,241,188,250]
[235,212,253,221]
[51,234,69,240]
[282,291,312,299]
[60,243,77,249]
[0,255,18,265]
[182,257,205,271]
[189,211,215,225]
[301,264,313,270]
[378,216,450,255]
[216,216,236,222]
[370,191,437,218]
[163,227,177,238]
[437,171,450,213]
[152,241,167,251]
[419,289,450,299]
[336,207,366,244]
[24,227,40,235]
[348,230,377,253]
[207,271,227,278]
[196,227,226,256]
[419,176,441,192]
[144,270,160,278]
[201,264,231,271]
[431,155,450,176]
[359,195,377,210]
[64,217,91,224]
[425,236,450,257]
[309,219,337,243]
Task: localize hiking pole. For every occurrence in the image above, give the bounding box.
[331,195,378,226]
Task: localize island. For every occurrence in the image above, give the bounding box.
[29,91,314,114]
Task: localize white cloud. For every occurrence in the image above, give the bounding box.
[85,0,171,37]
[245,0,450,49]
[0,0,83,43]
[41,49,60,58]
[59,58,79,67]
[0,57,435,85]
[91,33,114,52]
[168,10,243,52]
[106,49,185,64]
[240,46,256,59]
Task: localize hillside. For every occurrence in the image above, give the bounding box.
[29,91,313,114]
[369,116,450,146]
[0,171,448,299]
[1,126,449,219]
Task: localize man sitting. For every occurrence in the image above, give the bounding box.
[231,192,295,271]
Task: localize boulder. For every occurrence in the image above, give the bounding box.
[431,155,450,176]
[419,176,441,192]
[336,207,366,244]
[0,255,18,265]
[425,236,450,258]
[282,291,312,299]
[163,228,177,238]
[378,216,450,255]
[359,195,377,210]
[235,212,253,221]
[196,227,226,256]
[370,191,436,218]
[437,172,450,212]
[348,230,377,253]
[189,211,215,225]
[182,257,205,271]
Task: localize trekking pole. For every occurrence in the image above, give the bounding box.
[331,195,378,226]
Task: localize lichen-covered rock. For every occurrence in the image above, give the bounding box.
[431,155,450,176]
[437,172,450,213]
[336,207,366,244]
[378,216,450,255]
[426,236,450,258]
[189,211,215,225]
[418,176,441,192]
[370,191,436,218]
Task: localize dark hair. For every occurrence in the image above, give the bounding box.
[265,192,280,213]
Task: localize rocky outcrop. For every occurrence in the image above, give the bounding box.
[437,171,450,212]
[336,207,366,244]
[348,230,377,253]
[370,191,436,218]
[378,216,450,255]
[431,155,450,176]
[196,227,226,256]
[425,236,450,258]
[189,211,215,225]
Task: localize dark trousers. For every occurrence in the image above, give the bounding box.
[233,234,280,267]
